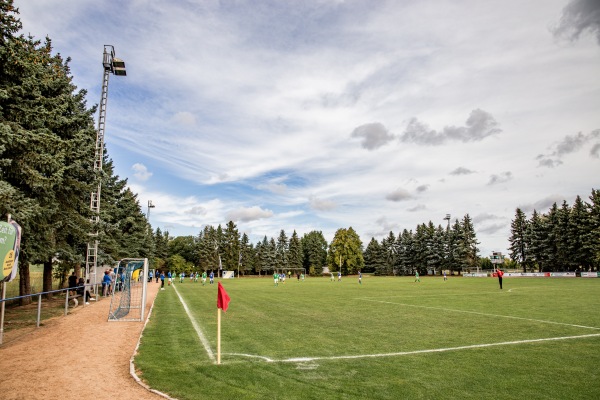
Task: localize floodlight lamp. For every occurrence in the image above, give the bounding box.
[112,58,126,76]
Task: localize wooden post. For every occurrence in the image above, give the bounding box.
[217,308,221,364]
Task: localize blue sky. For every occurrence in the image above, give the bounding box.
[16,0,600,257]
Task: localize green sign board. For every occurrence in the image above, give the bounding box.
[0,221,19,282]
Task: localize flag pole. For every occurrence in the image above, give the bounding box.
[217,307,222,364]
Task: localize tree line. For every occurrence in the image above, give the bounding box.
[3,3,597,306]
[150,215,481,279]
[508,189,600,272]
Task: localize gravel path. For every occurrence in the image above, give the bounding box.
[0,282,162,400]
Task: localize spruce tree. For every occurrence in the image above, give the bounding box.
[0,2,97,301]
[509,208,529,272]
[381,231,396,275]
[288,230,303,270]
[275,229,288,270]
[223,221,240,271]
[301,231,327,275]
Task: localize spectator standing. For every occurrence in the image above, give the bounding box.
[497,268,504,289]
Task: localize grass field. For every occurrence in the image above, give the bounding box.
[135,276,600,400]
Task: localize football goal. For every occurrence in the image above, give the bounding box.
[108,258,148,322]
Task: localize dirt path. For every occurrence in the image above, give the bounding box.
[0,282,163,400]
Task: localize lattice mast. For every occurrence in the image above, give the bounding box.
[85,45,126,286]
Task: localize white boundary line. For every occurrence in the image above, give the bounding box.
[172,284,216,363]
[130,289,179,400]
[164,291,600,366]
[226,333,600,363]
[361,299,600,330]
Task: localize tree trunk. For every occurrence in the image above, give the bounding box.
[74,263,81,278]
[43,257,53,299]
[19,260,32,306]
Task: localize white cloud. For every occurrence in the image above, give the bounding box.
[15,0,600,257]
[226,206,274,222]
[351,122,395,150]
[488,172,513,186]
[309,196,337,211]
[172,111,197,127]
[386,188,412,202]
[131,163,152,181]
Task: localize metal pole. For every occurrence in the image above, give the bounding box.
[141,258,148,321]
[0,282,6,344]
[0,214,10,344]
[36,294,42,327]
[85,45,125,291]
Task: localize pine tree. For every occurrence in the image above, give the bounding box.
[381,231,396,275]
[0,2,97,302]
[509,208,529,272]
[569,195,590,270]
[301,231,328,275]
[364,238,386,275]
[528,210,549,272]
[395,229,414,275]
[288,230,303,270]
[585,189,600,269]
[222,221,240,271]
[153,227,169,271]
[239,233,254,276]
[275,229,288,270]
[461,214,480,271]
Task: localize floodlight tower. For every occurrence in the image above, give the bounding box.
[147,200,155,222]
[85,45,126,287]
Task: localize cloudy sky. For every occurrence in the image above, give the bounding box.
[16,0,600,257]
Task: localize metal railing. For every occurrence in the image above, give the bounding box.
[0,283,102,345]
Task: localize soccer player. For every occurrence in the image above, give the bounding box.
[167,271,172,286]
[338,271,342,282]
[415,271,420,282]
[300,273,305,281]
[330,272,334,282]
[209,271,214,284]
[273,272,279,286]
[180,272,185,283]
[358,271,362,285]
[443,271,447,281]
[202,271,207,286]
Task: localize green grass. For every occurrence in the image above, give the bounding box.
[4,265,49,298]
[135,276,600,399]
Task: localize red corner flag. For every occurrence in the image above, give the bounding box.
[217,282,231,312]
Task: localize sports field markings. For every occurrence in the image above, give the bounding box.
[171,288,599,366]
[225,333,600,363]
[172,284,216,363]
[361,298,600,330]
